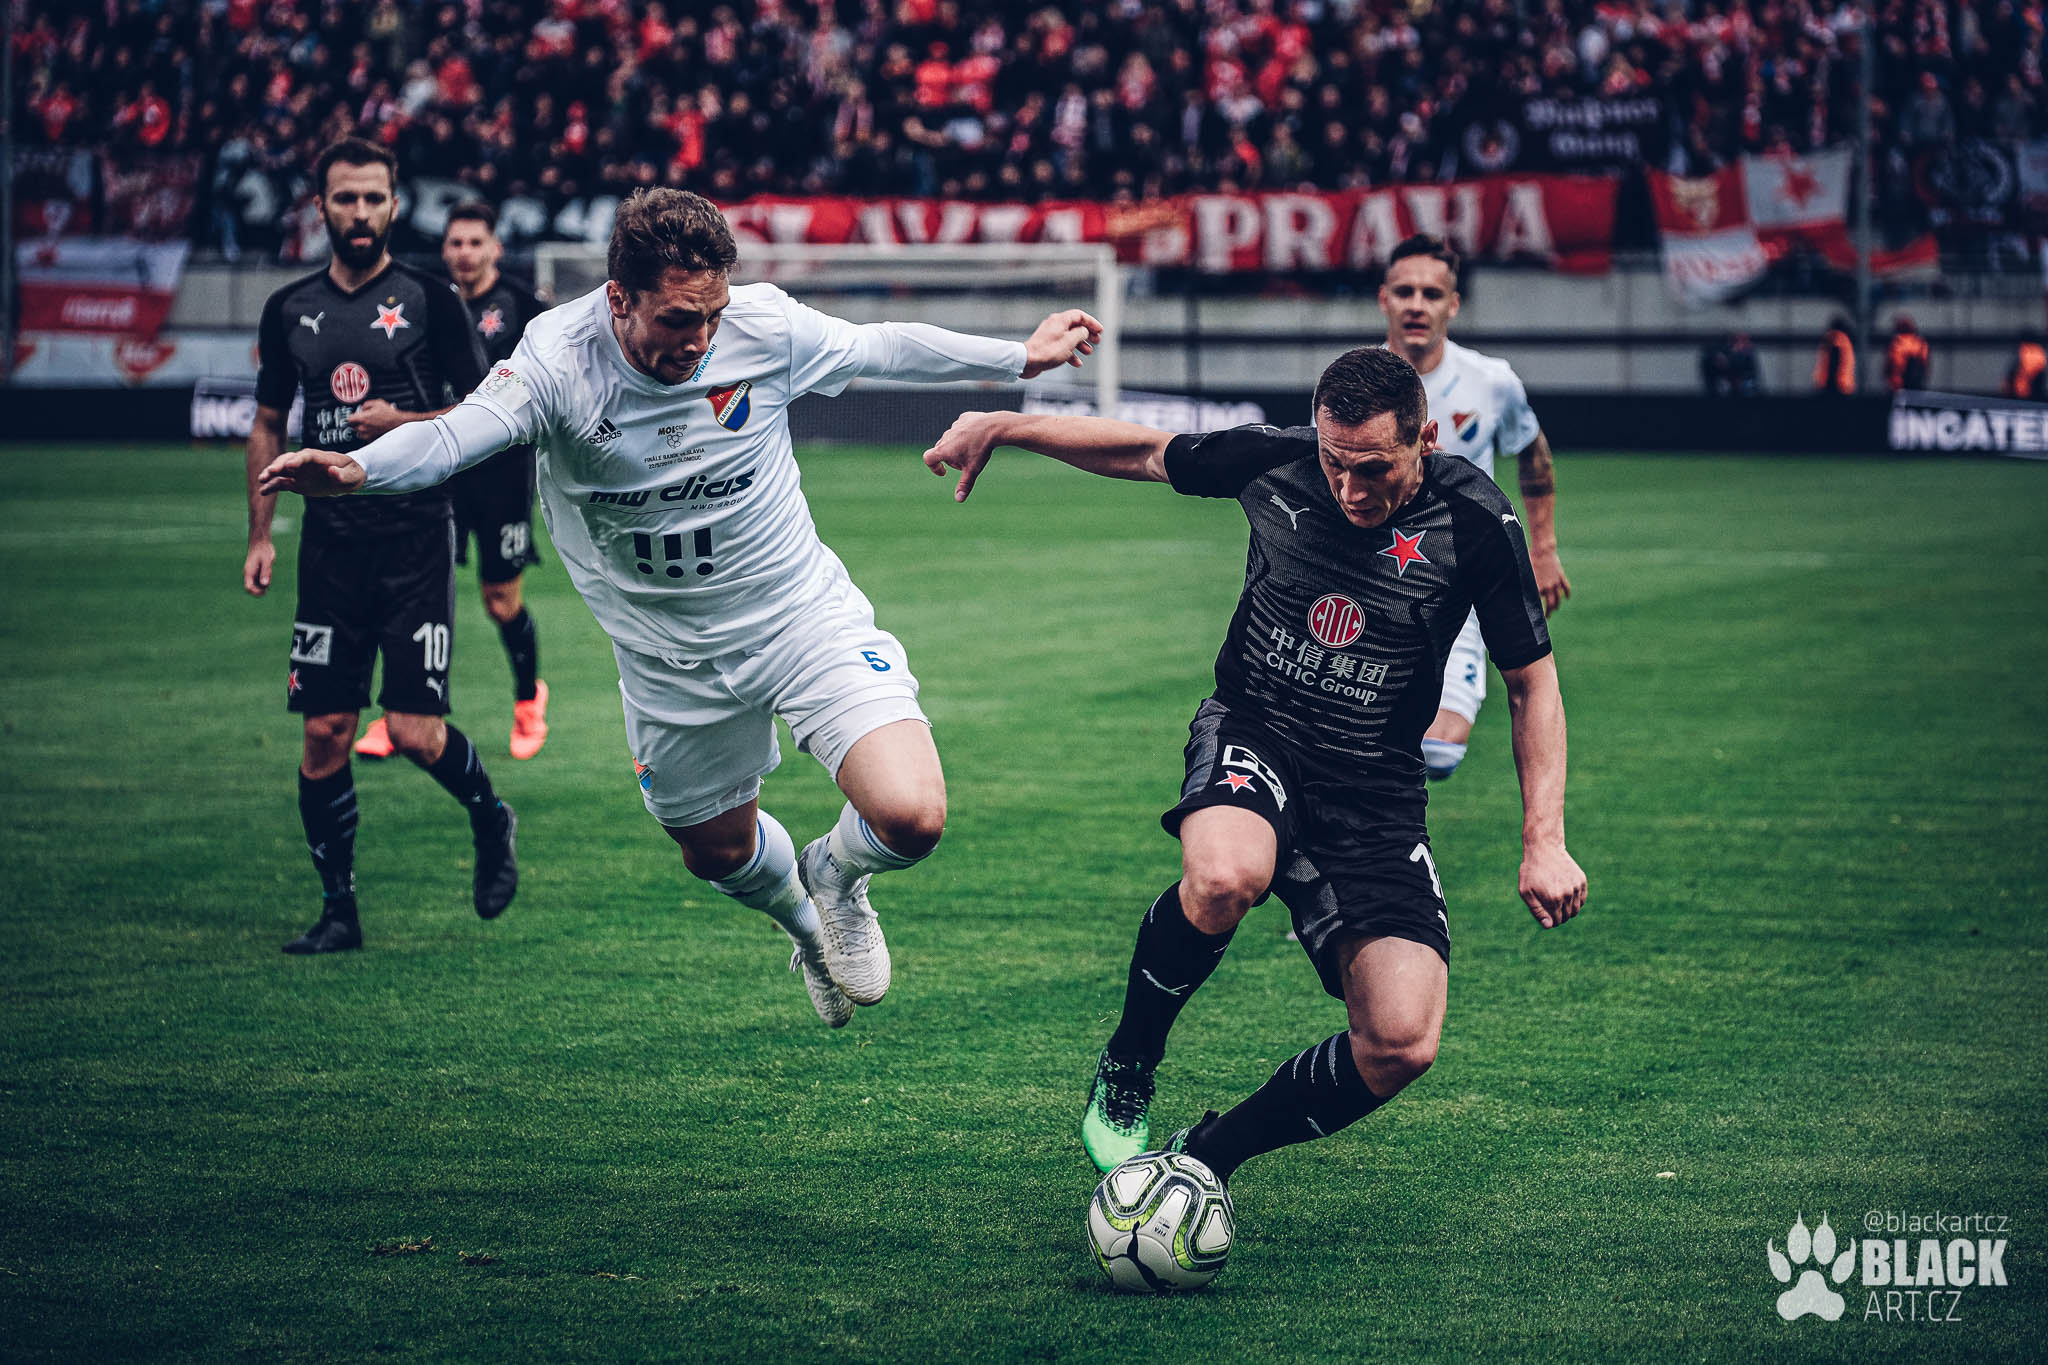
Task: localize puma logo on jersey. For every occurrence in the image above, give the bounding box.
[298,311,324,334]
[426,677,446,699]
[1270,494,1310,530]
[1501,512,1520,526]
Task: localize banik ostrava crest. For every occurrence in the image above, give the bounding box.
[1307,594,1364,649]
[708,381,752,431]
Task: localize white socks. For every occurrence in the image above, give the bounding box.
[709,810,820,940]
[822,801,921,878]
[1421,738,1467,781]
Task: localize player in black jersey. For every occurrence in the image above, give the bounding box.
[924,347,1586,1181]
[241,137,517,954]
[355,201,551,761]
[440,201,550,757]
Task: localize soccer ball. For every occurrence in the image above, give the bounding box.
[1086,1150,1235,1292]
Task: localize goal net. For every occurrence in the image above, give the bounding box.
[535,241,1124,419]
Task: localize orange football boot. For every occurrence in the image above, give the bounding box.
[510,680,550,759]
[353,715,395,759]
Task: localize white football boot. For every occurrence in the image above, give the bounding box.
[798,837,891,1005]
[788,930,854,1028]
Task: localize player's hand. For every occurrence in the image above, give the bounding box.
[1020,308,1104,379]
[1519,842,1586,929]
[1531,548,1572,615]
[243,537,275,597]
[922,411,1007,502]
[258,450,366,498]
[346,398,408,439]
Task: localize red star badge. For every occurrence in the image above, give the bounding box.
[1379,527,1430,576]
[370,301,410,339]
[478,306,504,337]
[1217,772,1256,793]
[1779,160,1820,210]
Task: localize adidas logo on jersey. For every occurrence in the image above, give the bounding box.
[588,418,624,445]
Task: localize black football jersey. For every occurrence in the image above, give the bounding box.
[1166,424,1551,811]
[255,259,488,537]
[462,272,546,365]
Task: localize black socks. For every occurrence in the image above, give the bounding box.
[412,724,501,822]
[1105,883,1235,1068]
[298,766,359,912]
[1187,1032,1390,1181]
[497,608,539,703]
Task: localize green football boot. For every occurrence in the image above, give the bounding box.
[1082,1049,1157,1172]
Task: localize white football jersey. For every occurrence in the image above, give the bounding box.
[1417,338,1539,481]
[360,283,1025,658]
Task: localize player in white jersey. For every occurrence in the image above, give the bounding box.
[1381,234,1572,781]
[259,189,1102,1026]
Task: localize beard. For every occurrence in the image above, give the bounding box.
[326,218,390,269]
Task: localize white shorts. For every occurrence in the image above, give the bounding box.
[615,575,925,828]
[1437,610,1487,723]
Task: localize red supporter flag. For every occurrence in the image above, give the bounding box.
[1743,148,1853,258]
[1648,166,1769,303]
[15,237,191,337]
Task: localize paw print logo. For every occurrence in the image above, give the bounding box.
[1768,1213,1856,1321]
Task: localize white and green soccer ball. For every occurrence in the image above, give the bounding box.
[1086,1150,1235,1292]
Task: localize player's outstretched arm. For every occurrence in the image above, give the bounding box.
[923,411,1172,502]
[258,450,367,498]
[1514,430,1571,615]
[1501,653,1586,929]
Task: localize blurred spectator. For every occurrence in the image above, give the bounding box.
[8,0,2044,255]
[1814,315,1858,395]
[1885,316,1931,391]
[1702,332,1764,397]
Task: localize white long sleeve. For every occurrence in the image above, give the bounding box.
[780,286,1027,396]
[354,398,522,493]
[846,321,1025,385]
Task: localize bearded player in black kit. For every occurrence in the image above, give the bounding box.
[924,347,1586,1182]
[242,137,517,954]
[356,200,552,761]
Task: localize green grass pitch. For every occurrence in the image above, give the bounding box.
[1,441,2043,1362]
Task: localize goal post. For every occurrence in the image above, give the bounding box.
[535,240,1123,415]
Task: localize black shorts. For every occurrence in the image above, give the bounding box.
[288,521,456,717]
[1164,698,1450,998]
[450,446,540,584]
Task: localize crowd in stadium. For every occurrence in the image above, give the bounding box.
[15,0,2045,219]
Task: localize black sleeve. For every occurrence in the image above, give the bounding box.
[254,292,297,410]
[1449,493,1552,672]
[427,279,489,399]
[1162,423,1317,499]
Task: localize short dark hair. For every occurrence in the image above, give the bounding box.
[1388,232,1460,282]
[445,200,498,235]
[314,136,397,196]
[1313,347,1428,445]
[607,188,740,295]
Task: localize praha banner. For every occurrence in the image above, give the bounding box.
[718,177,1619,274]
[1889,389,2048,459]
